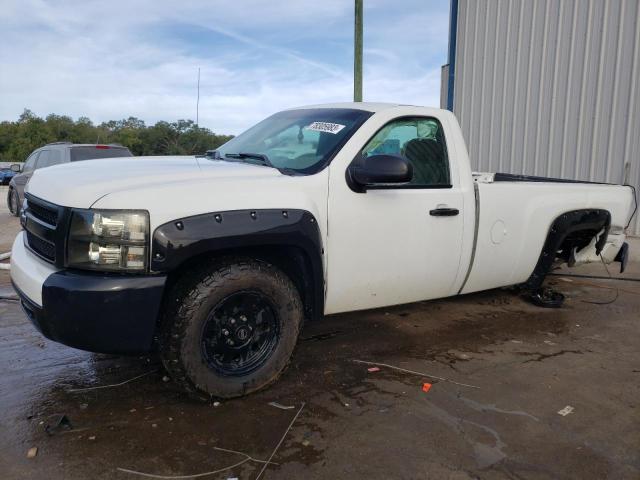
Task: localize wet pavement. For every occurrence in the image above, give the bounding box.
[1,193,639,479]
[1,267,639,479]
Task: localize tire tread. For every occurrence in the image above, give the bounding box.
[159,257,302,400]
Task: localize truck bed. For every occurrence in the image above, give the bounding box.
[474,172,616,185]
[461,173,635,295]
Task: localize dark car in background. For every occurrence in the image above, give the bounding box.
[0,167,17,185]
[7,143,133,216]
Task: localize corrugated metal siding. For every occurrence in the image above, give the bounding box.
[452,0,640,234]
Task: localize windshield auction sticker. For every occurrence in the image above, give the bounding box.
[305,122,346,134]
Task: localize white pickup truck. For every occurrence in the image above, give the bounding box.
[10,103,635,399]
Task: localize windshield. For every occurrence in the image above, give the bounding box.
[215,108,372,174]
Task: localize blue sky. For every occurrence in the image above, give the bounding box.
[0,1,450,134]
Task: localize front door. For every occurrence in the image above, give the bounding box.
[325,116,465,314]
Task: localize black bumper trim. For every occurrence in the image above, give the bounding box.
[13,270,167,355]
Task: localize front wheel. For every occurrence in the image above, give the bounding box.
[7,188,20,217]
[160,258,303,399]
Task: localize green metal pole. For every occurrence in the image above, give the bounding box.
[354,0,363,102]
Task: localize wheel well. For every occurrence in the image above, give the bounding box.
[556,228,602,262]
[524,209,611,290]
[163,245,322,320]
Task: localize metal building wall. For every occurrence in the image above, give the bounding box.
[450,0,640,234]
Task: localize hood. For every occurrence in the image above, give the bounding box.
[26,156,281,208]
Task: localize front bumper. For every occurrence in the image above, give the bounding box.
[11,232,167,354]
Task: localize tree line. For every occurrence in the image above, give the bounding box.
[0,109,233,162]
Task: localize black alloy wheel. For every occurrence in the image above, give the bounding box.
[201,291,280,376]
[160,257,303,399]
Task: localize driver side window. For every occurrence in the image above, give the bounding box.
[362,117,450,187]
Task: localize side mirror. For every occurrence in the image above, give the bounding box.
[11,164,22,173]
[347,154,413,192]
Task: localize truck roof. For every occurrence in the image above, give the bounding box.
[288,102,406,113]
[287,102,450,117]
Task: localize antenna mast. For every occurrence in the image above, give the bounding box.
[196,67,201,126]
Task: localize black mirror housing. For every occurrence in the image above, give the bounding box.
[348,154,413,192]
[10,164,22,173]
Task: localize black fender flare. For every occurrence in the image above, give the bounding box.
[151,209,324,318]
[524,209,611,290]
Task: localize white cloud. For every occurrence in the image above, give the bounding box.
[0,0,449,134]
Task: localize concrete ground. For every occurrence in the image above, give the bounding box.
[1,185,639,479]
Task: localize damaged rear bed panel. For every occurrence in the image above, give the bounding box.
[460,180,634,295]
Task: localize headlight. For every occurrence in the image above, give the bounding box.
[66,209,150,272]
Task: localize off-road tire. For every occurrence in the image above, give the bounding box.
[159,257,303,400]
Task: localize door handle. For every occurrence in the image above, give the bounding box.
[429,207,459,217]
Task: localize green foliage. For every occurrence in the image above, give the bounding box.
[0,109,233,162]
